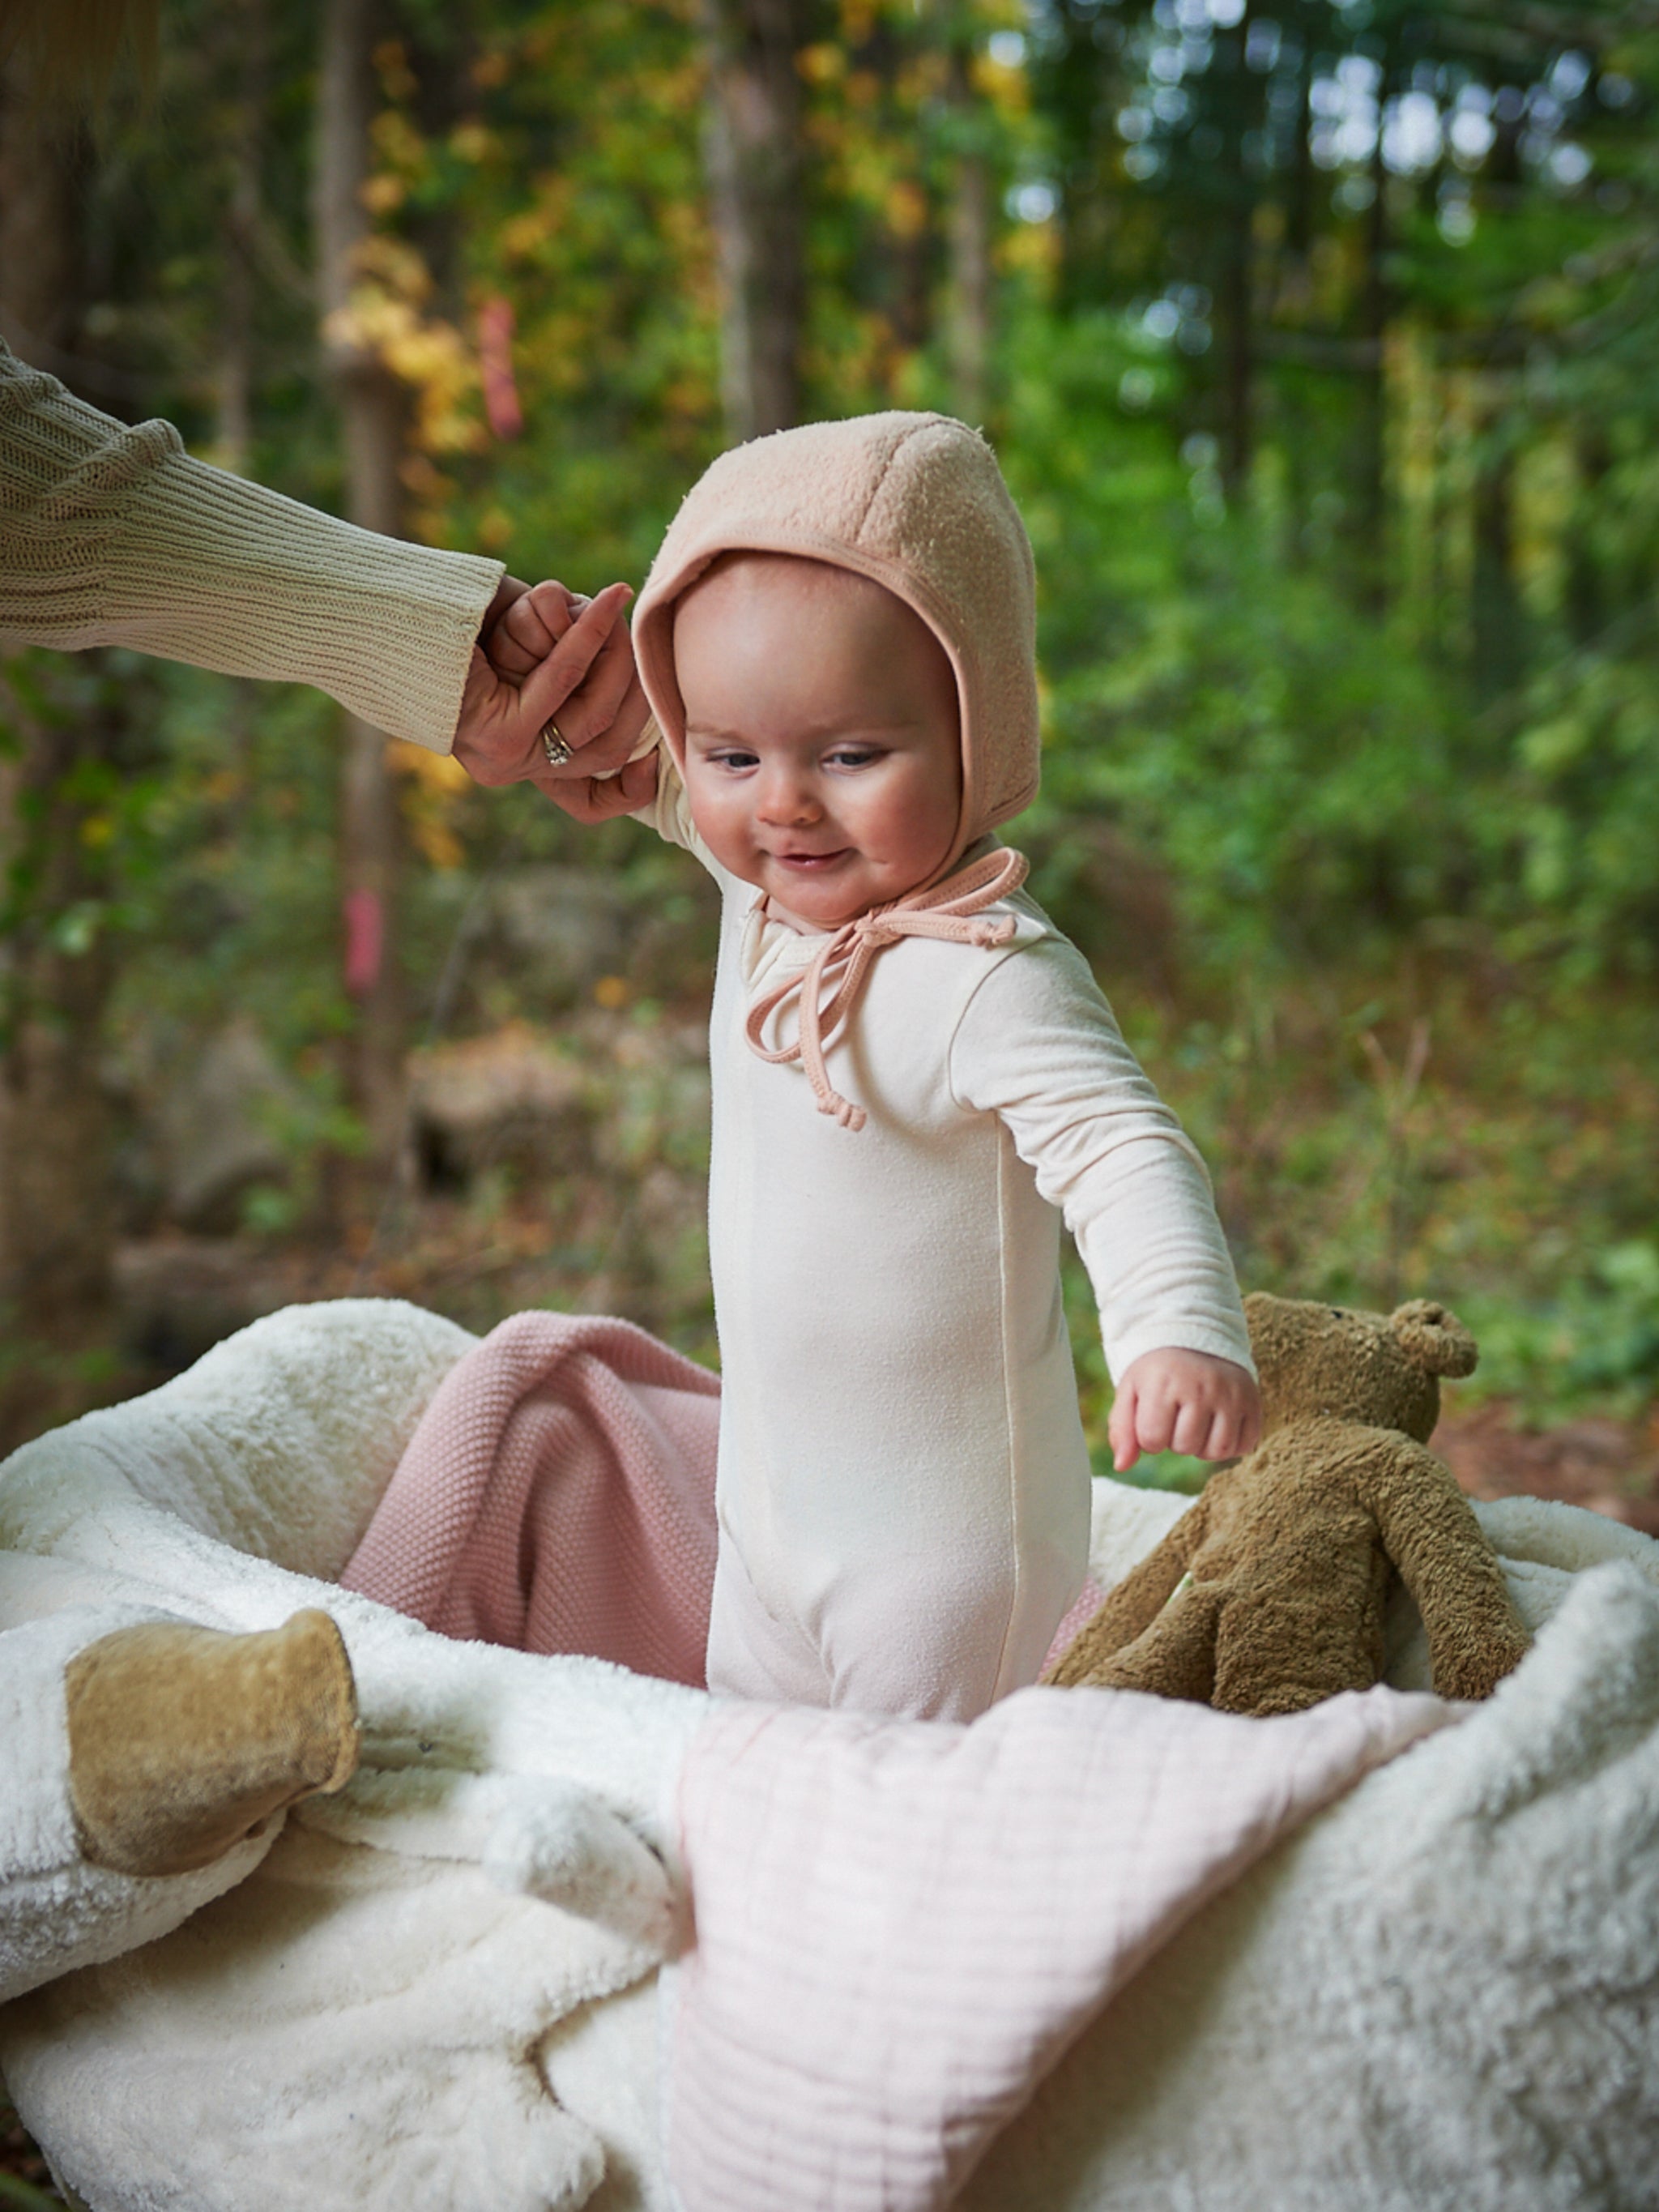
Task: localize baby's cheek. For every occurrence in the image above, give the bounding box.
[687,790,761,882]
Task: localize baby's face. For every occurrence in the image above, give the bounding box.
[674,555,962,929]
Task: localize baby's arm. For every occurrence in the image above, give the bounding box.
[950,929,1260,1472]
[488,580,659,819]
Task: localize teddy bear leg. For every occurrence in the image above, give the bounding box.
[1085,1582,1221,1705]
[66,1610,360,1877]
[1211,1599,1378,1719]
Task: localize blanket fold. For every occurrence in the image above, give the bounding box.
[340,1312,720,1687]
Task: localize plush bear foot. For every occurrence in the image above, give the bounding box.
[65,1611,359,1877]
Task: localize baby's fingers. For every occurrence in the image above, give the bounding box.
[1115,1379,1179,1470]
[1168,1395,1219,1458]
[489,581,575,679]
[1195,1381,1263,1462]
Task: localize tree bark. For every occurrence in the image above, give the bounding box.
[0,66,121,1326]
[1215,3,1257,502]
[700,0,808,442]
[1471,397,1523,702]
[945,41,991,425]
[1279,39,1315,566]
[215,0,270,472]
[1354,105,1390,607]
[314,0,409,1168]
[1564,429,1610,647]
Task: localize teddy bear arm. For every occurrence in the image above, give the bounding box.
[1364,1440,1532,1701]
[1042,1500,1208,1688]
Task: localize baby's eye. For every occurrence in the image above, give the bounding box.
[709,748,759,772]
[826,746,882,770]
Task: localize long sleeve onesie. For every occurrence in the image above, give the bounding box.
[0,342,501,750]
[645,763,1253,1721]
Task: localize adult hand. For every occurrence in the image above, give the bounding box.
[486,580,659,823]
[1107,1349,1262,1474]
[450,576,653,810]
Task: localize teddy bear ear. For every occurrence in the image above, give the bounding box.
[1391,1299,1478,1378]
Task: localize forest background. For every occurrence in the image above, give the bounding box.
[1,0,1657,1505]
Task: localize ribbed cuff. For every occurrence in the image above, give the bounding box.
[1105,1318,1259,1387]
[117,454,503,751]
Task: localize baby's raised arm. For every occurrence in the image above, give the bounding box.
[484,581,659,821]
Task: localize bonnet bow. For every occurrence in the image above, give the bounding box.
[744,844,1030,1132]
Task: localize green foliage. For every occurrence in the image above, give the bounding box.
[2,0,1655,1443]
[1465,1239,1659,1419]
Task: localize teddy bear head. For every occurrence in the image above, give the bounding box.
[1243,1292,1478,1445]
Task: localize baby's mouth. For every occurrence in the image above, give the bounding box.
[770,848,850,871]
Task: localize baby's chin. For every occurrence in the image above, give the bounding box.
[753,854,923,929]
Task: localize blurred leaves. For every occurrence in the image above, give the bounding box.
[2,0,1656,1430]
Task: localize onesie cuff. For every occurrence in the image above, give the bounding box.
[1106,1322,1258,1388]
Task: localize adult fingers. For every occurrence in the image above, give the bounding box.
[538,670,650,779]
[550,596,642,745]
[531,752,656,823]
[515,583,633,745]
[553,707,644,782]
[451,651,544,784]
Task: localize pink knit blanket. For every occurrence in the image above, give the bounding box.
[340,1310,720,1685]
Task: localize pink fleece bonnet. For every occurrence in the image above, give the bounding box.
[632,410,1040,875]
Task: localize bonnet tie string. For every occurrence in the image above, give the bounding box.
[744,844,1030,1132]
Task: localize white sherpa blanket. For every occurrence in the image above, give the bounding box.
[0,1303,705,2212]
[3,1302,1659,2212]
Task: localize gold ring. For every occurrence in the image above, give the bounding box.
[540,722,573,768]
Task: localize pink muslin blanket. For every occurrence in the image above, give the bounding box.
[668,1682,1456,2212]
[342,1311,1457,2212]
[340,1309,720,1685]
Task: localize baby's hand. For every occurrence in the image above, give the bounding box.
[488,578,580,679]
[1107,1348,1261,1474]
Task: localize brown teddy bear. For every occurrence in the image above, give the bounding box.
[1044,1292,1532,1716]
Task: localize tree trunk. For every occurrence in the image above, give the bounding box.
[700,0,808,442]
[0,677,123,1326]
[945,42,991,425]
[1564,429,1610,647]
[0,66,121,1326]
[215,0,270,472]
[1279,41,1315,566]
[1471,396,1523,702]
[1215,3,1256,502]
[315,0,408,1168]
[1354,111,1390,607]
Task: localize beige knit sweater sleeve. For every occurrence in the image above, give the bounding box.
[0,345,503,752]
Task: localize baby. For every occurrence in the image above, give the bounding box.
[500,412,1259,1721]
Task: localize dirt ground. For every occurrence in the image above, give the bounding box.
[1435,1401,1659,1535]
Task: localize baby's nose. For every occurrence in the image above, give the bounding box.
[757,769,819,823]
